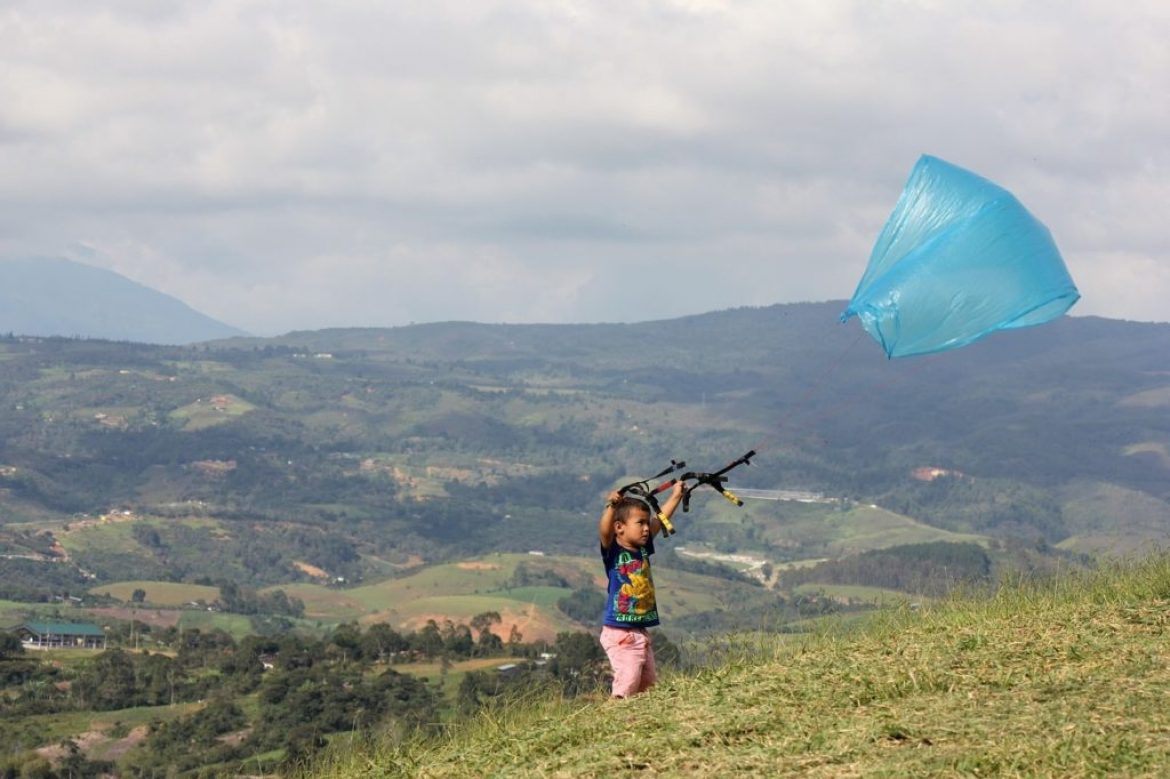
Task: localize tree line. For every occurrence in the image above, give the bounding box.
[1,609,619,775]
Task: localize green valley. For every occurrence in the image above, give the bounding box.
[1,303,1168,774]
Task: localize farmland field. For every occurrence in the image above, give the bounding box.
[252,552,765,642]
[263,583,368,622]
[176,610,255,638]
[365,593,578,643]
[389,657,518,704]
[0,599,30,623]
[90,581,220,606]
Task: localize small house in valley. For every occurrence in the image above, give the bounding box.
[14,622,107,650]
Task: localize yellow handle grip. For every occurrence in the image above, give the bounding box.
[657,513,675,536]
[720,489,744,507]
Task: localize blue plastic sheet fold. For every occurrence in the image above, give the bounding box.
[842,155,1080,358]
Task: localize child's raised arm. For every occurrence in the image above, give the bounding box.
[650,480,686,537]
[598,490,622,548]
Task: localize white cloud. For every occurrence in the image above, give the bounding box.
[0,0,1166,332]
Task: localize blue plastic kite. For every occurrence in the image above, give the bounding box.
[841,155,1080,358]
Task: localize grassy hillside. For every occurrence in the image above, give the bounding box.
[308,555,1170,778]
[89,581,220,607]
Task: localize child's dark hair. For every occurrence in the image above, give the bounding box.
[612,496,652,525]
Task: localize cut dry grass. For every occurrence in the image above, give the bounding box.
[306,555,1170,778]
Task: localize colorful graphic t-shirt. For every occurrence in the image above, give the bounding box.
[600,540,659,628]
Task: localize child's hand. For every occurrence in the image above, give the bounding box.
[670,481,686,501]
[605,490,622,507]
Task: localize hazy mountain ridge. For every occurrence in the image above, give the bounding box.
[0,257,247,344]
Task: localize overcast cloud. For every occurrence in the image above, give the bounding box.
[1,1,1166,334]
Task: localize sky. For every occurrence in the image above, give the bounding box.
[0,1,1166,335]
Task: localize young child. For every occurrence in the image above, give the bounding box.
[597,482,685,698]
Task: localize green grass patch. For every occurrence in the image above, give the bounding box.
[0,602,129,632]
[493,585,572,610]
[262,583,368,622]
[1058,482,1170,556]
[0,599,34,624]
[793,582,917,605]
[819,506,987,554]
[90,581,220,606]
[56,519,147,556]
[389,657,514,703]
[652,567,734,615]
[168,393,256,431]
[346,561,517,607]
[177,610,254,638]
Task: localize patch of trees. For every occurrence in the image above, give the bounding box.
[781,541,993,597]
[123,658,435,774]
[0,529,60,558]
[0,740,113,779]
[670,592,843,635]
[0,633,23,661]
[252,665,435,749]
[557,587,606,625]
[408,616,509,659]
[70,650,184,710]
[288,528,359,571]
[457,628,615,714]
[1,615,530,768]
[547,630,608,696]
[122,697,248,776]
[508,561,574,589]
[446,468,618,514]
[881,476,1066,543]
[0,558,97,602]
[477,508,595,557]
[0,637,45,711]
[73,520,376,590]
[216,581,305,618]
[0,459,126,514]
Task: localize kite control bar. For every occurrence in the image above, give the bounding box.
[617,459,687,537]
[615,450,757,537]
[664,450,756,513]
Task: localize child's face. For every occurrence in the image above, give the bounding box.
[614,508,652,549]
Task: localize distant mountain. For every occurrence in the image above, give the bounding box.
[0,257,247,344]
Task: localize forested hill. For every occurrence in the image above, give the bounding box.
[0,302,1168,593]
[237,300,1170,503]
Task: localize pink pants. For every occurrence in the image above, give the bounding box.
[600,626,657,697]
